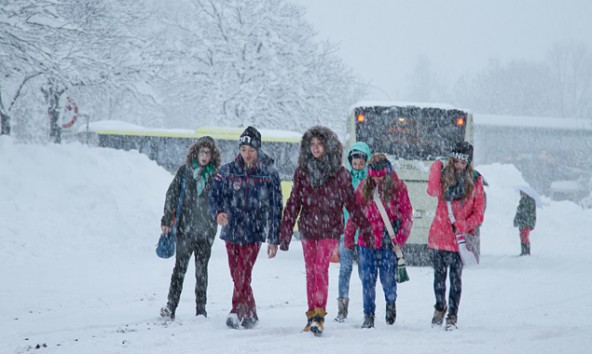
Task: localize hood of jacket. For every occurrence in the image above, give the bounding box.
[347,141,371,189]
[347,141,372,169]
[298,126,343,177]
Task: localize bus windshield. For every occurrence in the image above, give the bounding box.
[355,105,467,160]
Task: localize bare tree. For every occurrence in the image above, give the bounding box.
[547,42,592,120]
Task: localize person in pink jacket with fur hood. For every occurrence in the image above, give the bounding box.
[427,142,485,331]
[344,153,413,329]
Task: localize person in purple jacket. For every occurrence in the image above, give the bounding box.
[279,126,372,336]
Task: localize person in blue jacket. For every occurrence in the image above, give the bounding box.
[209,126,283,330]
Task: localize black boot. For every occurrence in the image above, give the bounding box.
[385,303,396,325]
[361,314,375,329]
[196,304,207,317]
[520,243,531,256]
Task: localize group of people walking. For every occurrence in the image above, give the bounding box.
[158,125,486,334]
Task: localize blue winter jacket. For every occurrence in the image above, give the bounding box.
[208,152,283,245]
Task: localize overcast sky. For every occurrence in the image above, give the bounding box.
[297,0,592,101]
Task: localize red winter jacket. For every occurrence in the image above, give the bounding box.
[426,160,485,252]
[344,171,413,250]
[279,165,372,250]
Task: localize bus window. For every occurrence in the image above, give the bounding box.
[355,106,466,161]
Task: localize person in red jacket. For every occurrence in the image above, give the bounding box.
[344,153,413,328]
[427,141,485,330]
[279,126,372,336]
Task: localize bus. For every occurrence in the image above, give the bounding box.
[346,101,474,266]
[78,120,302,206]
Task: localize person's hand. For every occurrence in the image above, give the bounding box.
[267,244,278,258]
[216,212,229,225]
[161,225,171,234]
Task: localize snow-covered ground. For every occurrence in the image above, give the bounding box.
[1,135,591,354]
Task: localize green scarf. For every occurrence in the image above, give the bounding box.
[192,162,215,196]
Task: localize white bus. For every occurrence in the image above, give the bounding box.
[346,101,474,265]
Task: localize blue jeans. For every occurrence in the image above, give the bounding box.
[358,246,397,316]
[337,241,362,298]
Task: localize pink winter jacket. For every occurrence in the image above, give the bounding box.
[344,171,413,250]
[426,160,485,252]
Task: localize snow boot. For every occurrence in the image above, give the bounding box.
[385,302,396,325]
[303,310,315,332]
[196,304,207,318]
[361,314,375,329]
[431,304,447,327]
[334,297,349,322]
[160,305,175,320]
[310,308,326,336]
[445,314,458,331]
[226,313,240,329]
[241,315,259,329]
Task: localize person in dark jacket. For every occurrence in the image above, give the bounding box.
[209,126,283,330]
[160,136,221,320]
[513,191,536,256]
[279,126,372,336]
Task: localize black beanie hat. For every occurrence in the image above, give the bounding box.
[451,141,473,163]
[239,126,261,150]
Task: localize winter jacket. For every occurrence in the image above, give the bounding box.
[342,141,372,243]
[426,160,485,252]
[208,152,282,245]
[161,139,221,242]
[344,171,413,249]
[279,126,372,250]
[514,195,536,229]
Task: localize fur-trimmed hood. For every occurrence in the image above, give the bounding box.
[298,126,343,177]
[185,136,221,169]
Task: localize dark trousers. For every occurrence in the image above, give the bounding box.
[167,235,213,311]
[432,249,463,316]
[226,241,261,320]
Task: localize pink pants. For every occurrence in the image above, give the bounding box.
[225,241,261,320]
[301,238,339,311]
[519,227,531,244]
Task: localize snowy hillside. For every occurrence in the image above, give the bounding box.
[1,136,591,354]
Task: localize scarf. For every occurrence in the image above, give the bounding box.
[306,156,333,187]
[192,162,215,196]
[444,173,467,201]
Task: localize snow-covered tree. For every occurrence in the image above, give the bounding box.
[151,0,363,134]
[1,0,153,142]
